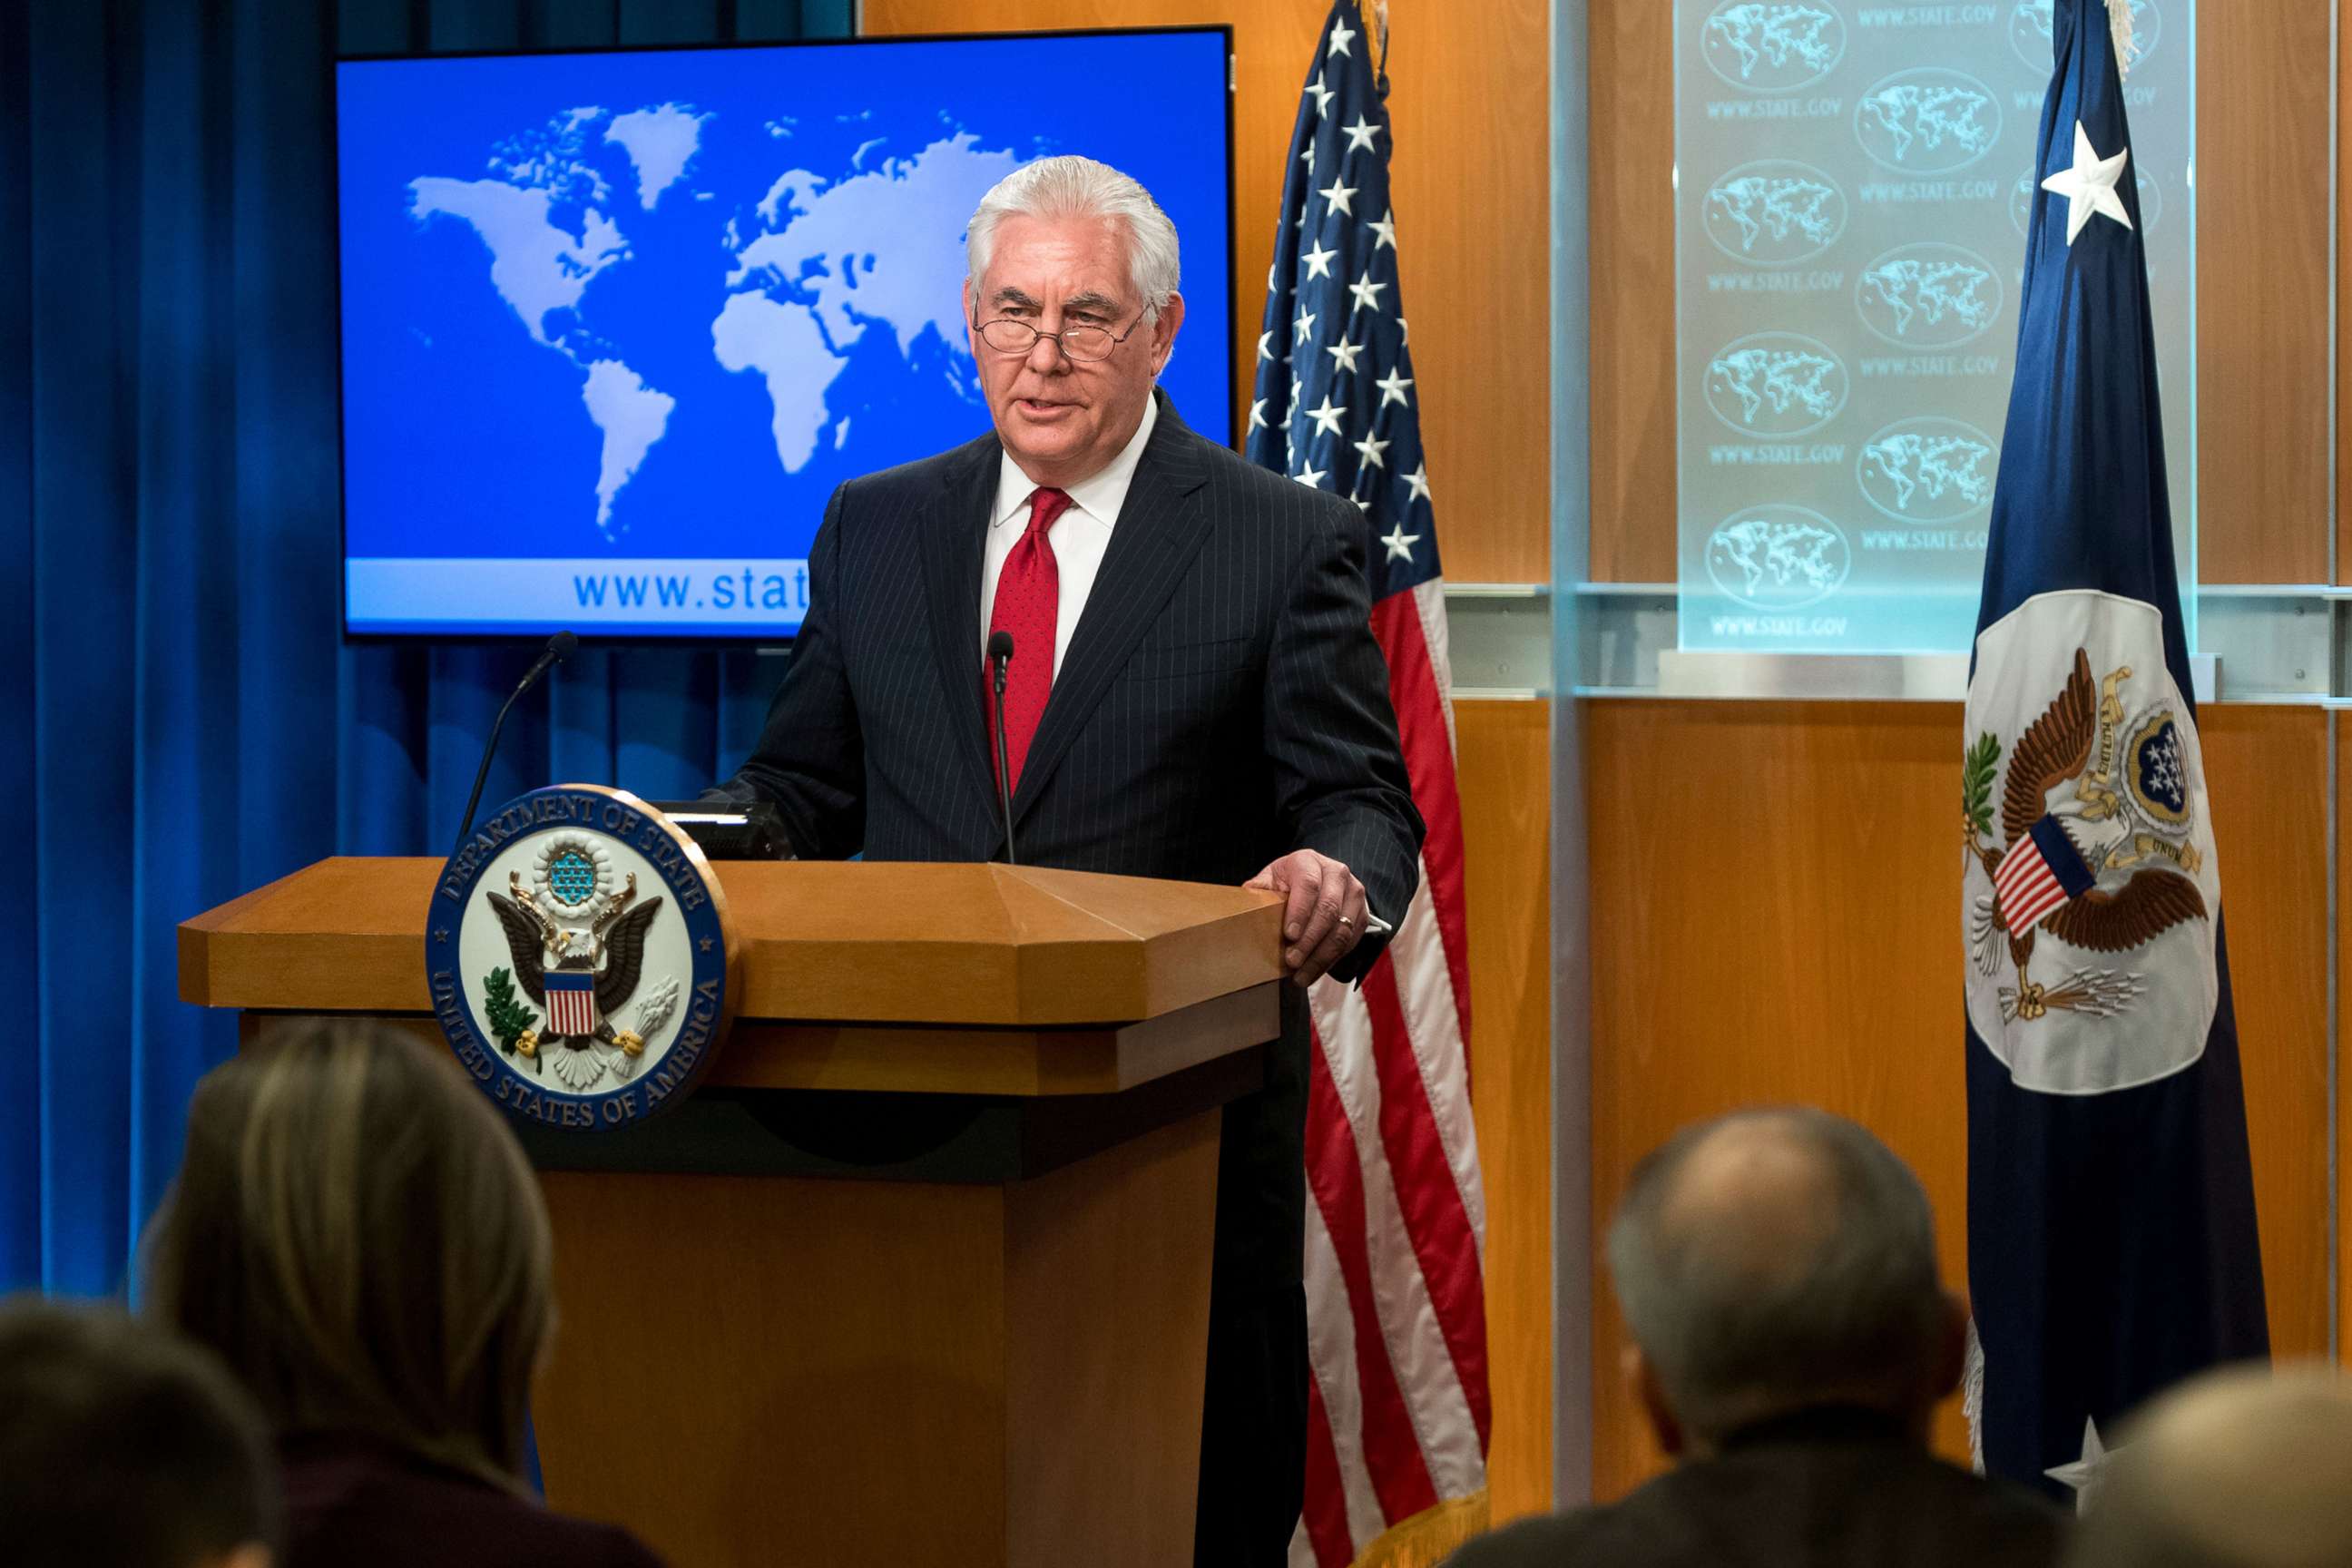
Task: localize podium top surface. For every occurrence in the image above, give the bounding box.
[181,858,1285,1027]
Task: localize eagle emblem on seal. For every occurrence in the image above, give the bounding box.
[481,833,677,1091]
[1962,646,2209,1023]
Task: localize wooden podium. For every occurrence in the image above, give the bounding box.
[181,857,1286,1568]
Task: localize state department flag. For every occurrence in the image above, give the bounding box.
[1963,0,2267,1503]
[1248,3,1493,1562]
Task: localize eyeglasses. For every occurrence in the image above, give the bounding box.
[972,309,1150,363]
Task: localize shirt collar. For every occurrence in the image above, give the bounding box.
[991,393,1160,531]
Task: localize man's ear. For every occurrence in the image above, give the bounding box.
[1625,1343,1685,1457]
[1151,291,1184,374]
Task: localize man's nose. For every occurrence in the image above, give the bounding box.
[1024,328,1070,373]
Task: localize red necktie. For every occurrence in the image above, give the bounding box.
[986,485,1071,792]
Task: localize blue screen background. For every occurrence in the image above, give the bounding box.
[337,32,1233,636]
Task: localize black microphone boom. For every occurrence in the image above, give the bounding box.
[986,630,1018,866]
[454,631,578,853]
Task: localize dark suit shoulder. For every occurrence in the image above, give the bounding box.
[833,426,999,511]
[1181,421,1360,531]
[1446,1444,2063,1568]
[1152,415,1365,592]
[1446,1508,1604,1566]
[279,1435,667,1568]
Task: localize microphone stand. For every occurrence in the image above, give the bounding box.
[455,631,577,853]
[988,632,1018,866]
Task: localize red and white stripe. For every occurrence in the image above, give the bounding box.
[1293,576,1491,1565]
[546,975,596,1036]
[1994,835,2072,935]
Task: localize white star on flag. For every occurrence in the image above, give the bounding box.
[1304,72,1332,115]
[1326,16,1355,56]
[2043,1417,2112,1516]
[1318,179,1357,217]
[1404,462,1431,504]
[1379,523,1420,562]
[1341,115,1380,153]
[1249,398,1268,431]
[1353,432,1389,469]
[1326,338,1363,375]
[1300,240,1338,280]
[1375,368,1414,407]
[1305,395,1348,437]
[1257,330,1275,363]
[1293,464,1326,487]
[1293,307,1317,346]
[1368,209,1396,250]
[2040,121,2133,245]
[1347,272,1388,315]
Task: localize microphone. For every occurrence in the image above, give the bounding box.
[454,631,578,852]
[986,630,1018,866]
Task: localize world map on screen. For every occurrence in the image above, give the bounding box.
[336,36,1233,635]
[409,109,1020,543]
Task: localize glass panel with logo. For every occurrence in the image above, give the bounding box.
[1674,0,2192,654]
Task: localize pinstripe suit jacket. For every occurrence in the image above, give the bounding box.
[720,390,1425,1291]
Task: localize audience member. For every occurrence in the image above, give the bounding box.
[1449,1106,2063,1567]
[142,1019,663,1568]
[0,1295,277,1568]
[2066,1364,2352,1568]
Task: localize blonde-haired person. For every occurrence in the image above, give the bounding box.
[143,1020,663,1568]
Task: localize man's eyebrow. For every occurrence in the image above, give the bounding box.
[1062,291,1122,316]
[989,287,1041,309]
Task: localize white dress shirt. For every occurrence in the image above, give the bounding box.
[980,394,1159,677]
[976,393,1391,946]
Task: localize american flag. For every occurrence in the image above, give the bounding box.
[544,969,597,1037]
[1247,4,1493,1559]
[1990,817,2094,937]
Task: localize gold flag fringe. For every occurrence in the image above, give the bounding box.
[1348,1489,1493,1568]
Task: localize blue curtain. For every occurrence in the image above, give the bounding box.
[1,0,852,1297]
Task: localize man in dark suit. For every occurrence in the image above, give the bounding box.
[1450,1108,2063,1568]
[712,155,1423,1566]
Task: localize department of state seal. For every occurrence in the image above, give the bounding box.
[428,784,738,1130]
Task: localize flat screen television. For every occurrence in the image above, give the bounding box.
[335,29,1235,639]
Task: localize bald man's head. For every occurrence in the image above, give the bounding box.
[2069,1366,2352,1568]
[1607,1108,1960,1451]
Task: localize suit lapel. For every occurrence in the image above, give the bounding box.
[1011,397,1214,823]
[917,436,1003,820]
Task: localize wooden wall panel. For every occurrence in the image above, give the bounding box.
[2198,3,2332,584]
[1583,700,2330,1502]
[2337,713,2352,1362]
[2339,6,2352,585]
[1456,699,1554,1527]
[1583,0,1675,584]
[863,0,1550,584]
[2200,707,2332,1362]
[1585,5,2335,585]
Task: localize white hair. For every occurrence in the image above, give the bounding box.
[965,156,1181,318]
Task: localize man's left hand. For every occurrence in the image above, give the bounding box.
[1245,850,1368,987]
